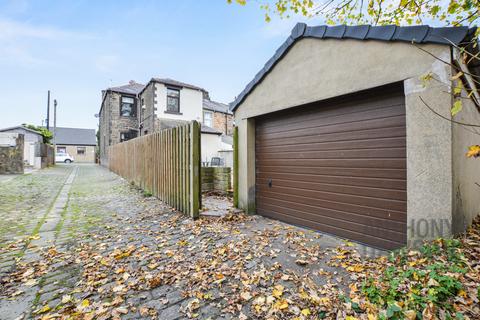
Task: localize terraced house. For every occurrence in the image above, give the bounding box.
[98,78,233,166]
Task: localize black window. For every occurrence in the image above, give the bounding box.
[77,147,86,155]
[120,130,137,142]
[120,96,136,117]
[166,88,180,113]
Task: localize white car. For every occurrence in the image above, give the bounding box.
[55,153,74,163]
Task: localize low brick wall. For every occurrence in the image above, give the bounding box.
[201,167,231,192]
[0,133,24,174]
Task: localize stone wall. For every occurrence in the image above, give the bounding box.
[212,112,234,136]
[0,133,24,174]
[99,91,140,165]
[201,167,231,193]
[38,143,54,168]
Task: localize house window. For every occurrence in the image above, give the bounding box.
[203,111,213,127]
[77,147,86,155]
[120,130,137,142]
[166,88,180,113]
[120,96,136,117]
[57,146,66,154]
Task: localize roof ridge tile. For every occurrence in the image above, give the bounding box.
[230,23,475,111]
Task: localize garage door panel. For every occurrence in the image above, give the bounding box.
[256,126,406,147]
[256,137,406,153]
[257,207,406,250]
[257,190,406,222]
[256,184,407,212]
[258,200,406,238]
[256,104,405,135]
[257,115,405,141]
[255,85,407,249]
[258,166,406,179]
[256,172,406,190]
[259,95,405,130]
[256,177,406,201]
[257,147,406,160]
[256,158,406,169]
[258,197,406,233]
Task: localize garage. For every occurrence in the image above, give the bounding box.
[255,84,407,249]
[232,23,480,250]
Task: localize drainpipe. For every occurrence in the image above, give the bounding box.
[453,47,480,109]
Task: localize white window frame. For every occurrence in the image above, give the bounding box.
[203,111,213,127]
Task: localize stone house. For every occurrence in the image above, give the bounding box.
[232,23,480,250]
[202,98,233,136]
[99,78,233,166]
[54,127,97,163]
[98,81,145,165]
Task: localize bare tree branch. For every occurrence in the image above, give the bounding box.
[419,96,480,128]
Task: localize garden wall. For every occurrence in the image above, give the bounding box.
[0,133,24,174]
[201,167,231,193]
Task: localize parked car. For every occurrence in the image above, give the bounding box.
[55,153,74,163]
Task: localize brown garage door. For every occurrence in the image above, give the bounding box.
[255,84,406,250]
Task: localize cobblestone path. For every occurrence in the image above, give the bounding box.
[0,164,375,320]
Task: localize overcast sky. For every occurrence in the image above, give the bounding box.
[0,0,311,130]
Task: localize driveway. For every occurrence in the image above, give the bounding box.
[0,164,379,319]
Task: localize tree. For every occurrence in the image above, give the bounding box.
[228,0,479,28]
[22,124,53,144]
[228,0,480,158]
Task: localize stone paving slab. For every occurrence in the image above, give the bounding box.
[0,164,383,320]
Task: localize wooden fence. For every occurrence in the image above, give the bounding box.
[108,121,201,218]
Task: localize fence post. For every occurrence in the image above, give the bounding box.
[190,121,200,219]
[233,126,239,208]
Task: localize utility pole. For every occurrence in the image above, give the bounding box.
[46,90,51,130]
[53,99,57,153]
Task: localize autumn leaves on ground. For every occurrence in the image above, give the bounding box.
[0,165,479,320]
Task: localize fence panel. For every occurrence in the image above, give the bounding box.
[108,121,201,218]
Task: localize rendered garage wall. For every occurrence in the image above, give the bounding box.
[234,38,455,244]
[452,84,480,234]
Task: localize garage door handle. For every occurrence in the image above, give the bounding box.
[268,178,272,188]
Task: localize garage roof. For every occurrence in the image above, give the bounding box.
[230,23,477,111]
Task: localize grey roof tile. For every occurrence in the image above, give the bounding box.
[152,78,205,91]
[324,25,347,38]
[230,23,476,112]
[344,25,370,40]
[55,127,96,146]
[107,81,145,95]
[0,125,44,136]
[203,99,232,114]
[201,125,222,135]
[304,25,327,37]
[392,25,429,43]
[365,25,397,40]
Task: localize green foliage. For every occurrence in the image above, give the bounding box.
[228,0,479,29]
[360,239,467,318]
[143,190,153,197]
[22,124,53,144]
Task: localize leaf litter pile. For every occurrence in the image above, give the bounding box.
[1,203,479,319]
